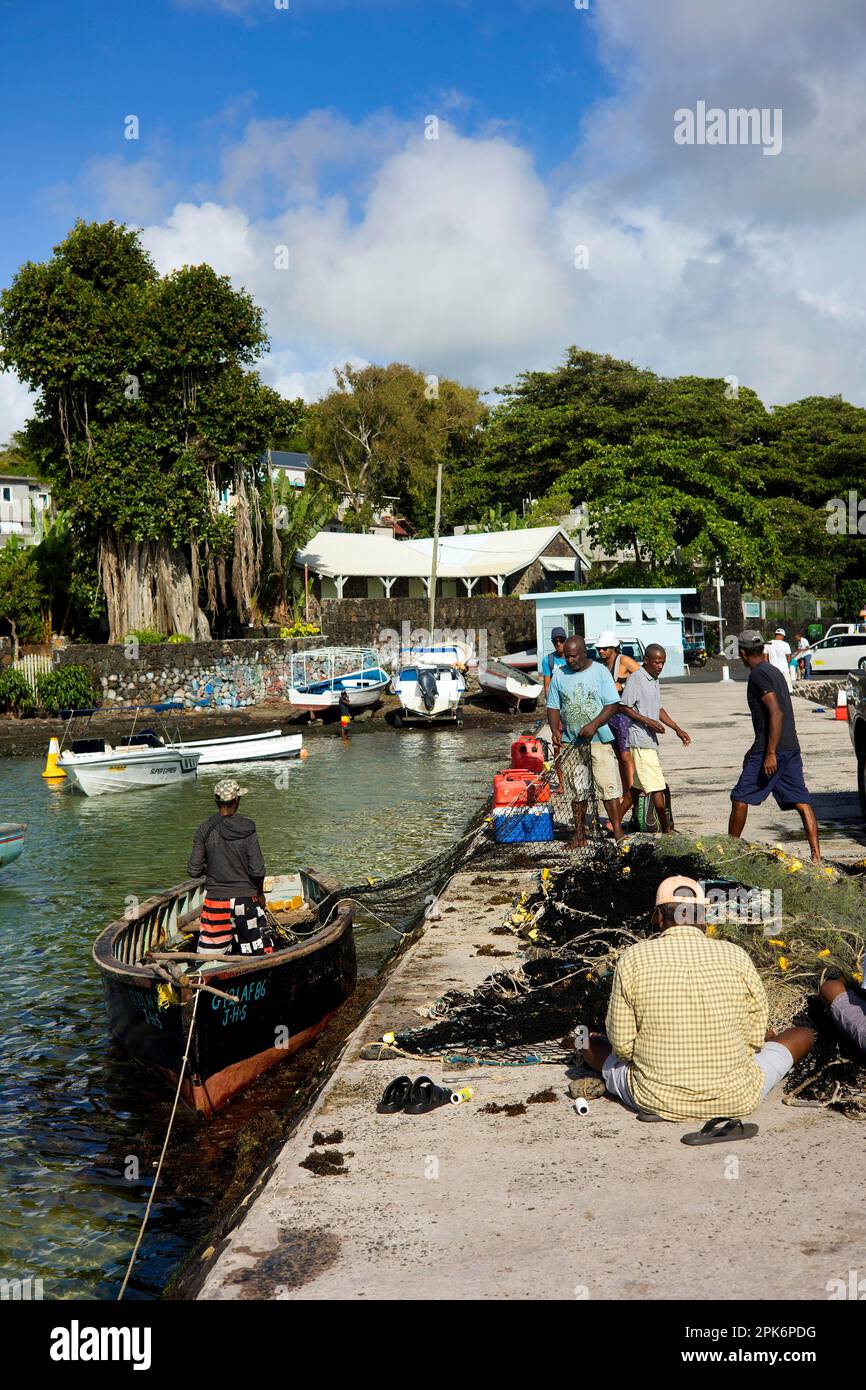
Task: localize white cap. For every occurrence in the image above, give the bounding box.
[593,630,620,649]
[774,627,786,636]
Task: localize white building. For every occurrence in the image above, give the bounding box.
[0,475,53,548]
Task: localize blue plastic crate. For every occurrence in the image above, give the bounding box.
[492,806,554,844]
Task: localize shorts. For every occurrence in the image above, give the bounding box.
[730,749,811,810]
[631,746,666,793]
[602,1040,794,1113]
[830,988,866,1057]
[608,712,632,754]
[198,895,269,956]
[562,741,621,804]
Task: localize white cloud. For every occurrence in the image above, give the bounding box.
[47,2,866,412]
[0,372,35,449]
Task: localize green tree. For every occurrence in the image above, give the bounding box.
[305,362,486,533]
[0,538,45,658]
[0,220,302,641]
[257,476,337,623]
[560,434,779,587]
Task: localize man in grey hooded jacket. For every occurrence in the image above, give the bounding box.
[187,778,268,955]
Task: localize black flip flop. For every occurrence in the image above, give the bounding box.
[404,1076,452,1114]
[377,1075,413,1113]
[681,1116,759,1146]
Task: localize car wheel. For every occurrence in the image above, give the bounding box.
[859,751,866,819]
[859,658,866,672]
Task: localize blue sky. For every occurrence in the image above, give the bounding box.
[2,0,866,436]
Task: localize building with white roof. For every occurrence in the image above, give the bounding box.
[295,526,589,601]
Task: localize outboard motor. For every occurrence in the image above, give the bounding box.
[417,667,438,711]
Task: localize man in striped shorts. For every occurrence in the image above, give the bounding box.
[187,778,269,956]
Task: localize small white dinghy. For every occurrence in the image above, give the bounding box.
[474,659,543,711]
[391,664,465,724]
[58,741,201,796]
[0,823,27,870]
[123,727,303,765]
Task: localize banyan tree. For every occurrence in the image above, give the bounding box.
[0,220,300,641]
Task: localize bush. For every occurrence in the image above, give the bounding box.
[37,665,95,714]
[167,633,192,644]
[279,621,322,638]
[124,628,164,645]
[0,669,35,715]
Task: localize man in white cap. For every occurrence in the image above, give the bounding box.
[187,778,269,956]
[579,876,814,1121]
[593,631,640,799]
[765,627,793,690]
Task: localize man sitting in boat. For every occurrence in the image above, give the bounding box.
[187,779,269,956]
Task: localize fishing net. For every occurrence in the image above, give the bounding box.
[385,832,866,1116]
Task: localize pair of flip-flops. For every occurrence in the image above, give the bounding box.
[377,1075,453,1114]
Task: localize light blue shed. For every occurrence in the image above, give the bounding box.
[521,587,696,679]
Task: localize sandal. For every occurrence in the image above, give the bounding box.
[377,1075,413,1113]
[681,1116,758,1146]
[404,1076,453,1114]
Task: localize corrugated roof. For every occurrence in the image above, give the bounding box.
[295,526,587,580]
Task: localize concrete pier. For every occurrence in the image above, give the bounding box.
[198,681,866,1301]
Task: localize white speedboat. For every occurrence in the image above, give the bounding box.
[0,823,26,870]
[474,659,543,711]
[397,642,472,669]
[58,741,201,796]
[391,664,465,724]
[288,647,391,714]
[122,727,303,764]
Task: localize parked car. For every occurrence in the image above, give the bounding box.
[846,672,866,814]
[806,633,866,676]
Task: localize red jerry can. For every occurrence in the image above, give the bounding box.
[510,736,546,773]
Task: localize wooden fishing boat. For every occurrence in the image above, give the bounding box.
[0,823,27,870]
[92,869,355,1116]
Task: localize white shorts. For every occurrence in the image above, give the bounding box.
[562,742,621,804]
[631,746,666,794]
[601,1040,795,1113]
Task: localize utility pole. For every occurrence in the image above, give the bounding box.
[715,565,728,681]
[428,459,443,639]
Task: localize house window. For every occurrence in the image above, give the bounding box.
[642,607,658,623]
[40,495,49,509]
[1,487,10,503]
[666,608,678,622]
[615,608,629,624]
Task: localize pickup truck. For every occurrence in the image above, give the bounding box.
[846,672,866,813]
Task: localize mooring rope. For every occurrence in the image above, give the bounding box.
[117,983,202,1301]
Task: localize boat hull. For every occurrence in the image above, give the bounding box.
[391,667,465,721]
[181,731,303,764]
[93,876,355,1115]
[476,664,542,711]
[59,748,200,795]
[0,824,26,870]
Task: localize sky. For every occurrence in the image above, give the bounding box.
[2,0,866,440]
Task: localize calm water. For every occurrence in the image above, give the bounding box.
[0,726,511,1300]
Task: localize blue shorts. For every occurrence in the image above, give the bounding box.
[730,750,811,810]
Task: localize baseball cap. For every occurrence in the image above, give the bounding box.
[738,628,765,652]
[774,627,786,637]
[654,875,705,907]
[594,630,620,649]
[551,626,567,641]
[213,778,248,803]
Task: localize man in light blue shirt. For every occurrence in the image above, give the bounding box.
[547,635,623,845]
[541,626,568,697]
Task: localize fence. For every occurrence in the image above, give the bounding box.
[13,653,53,687]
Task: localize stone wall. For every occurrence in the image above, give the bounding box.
[318,596,534,658]
[56,637,325,709]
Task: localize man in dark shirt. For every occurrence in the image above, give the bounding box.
[728,630,821,863]
[187,778,269,955]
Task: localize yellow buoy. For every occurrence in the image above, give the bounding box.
[41,736,66,779]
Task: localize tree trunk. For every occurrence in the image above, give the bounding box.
[98,532,211,643]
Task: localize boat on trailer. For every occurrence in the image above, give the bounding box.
[92,868,355,1116]
[287,647,391,714]
[0,823,27,870]
[391,664,465,724]
[474,659,543,711]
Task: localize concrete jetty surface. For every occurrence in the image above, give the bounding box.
[198,681,866,1301]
